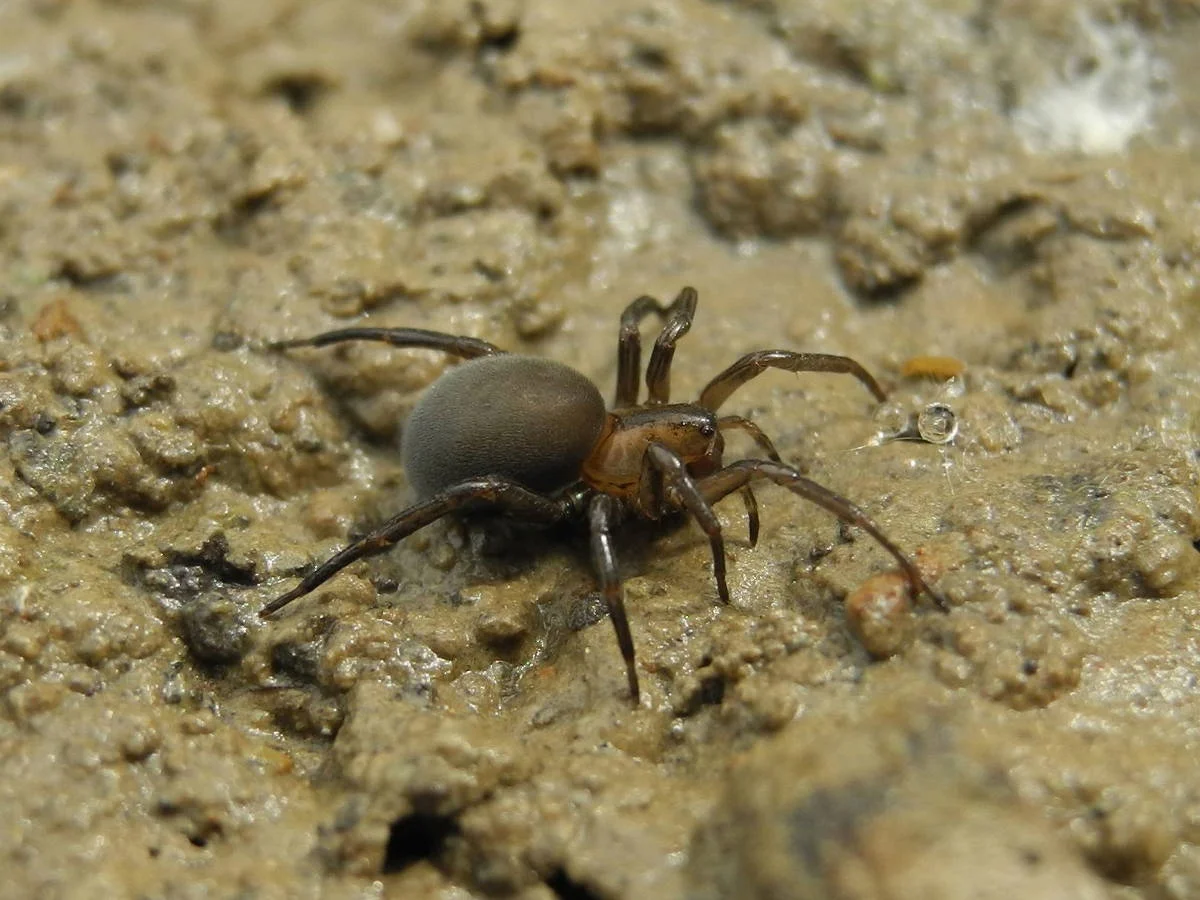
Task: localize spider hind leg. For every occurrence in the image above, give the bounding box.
[260,477,569,618]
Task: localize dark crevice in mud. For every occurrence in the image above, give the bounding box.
[381,812,460,874]
[216,189,279,237]
[233,192,276,221]
[263,73,334,115]
[54,259,128,292]
[478,23,520,55]
[675,668,727,717]
[545,868,605,900]
[850,272,923,305]
[268,616,338,683]
[124,532,257,602]
[165,533,258,588]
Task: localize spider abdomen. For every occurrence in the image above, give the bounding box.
[401,355,607,498]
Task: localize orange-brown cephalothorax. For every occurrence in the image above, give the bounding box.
[581,405,723,503]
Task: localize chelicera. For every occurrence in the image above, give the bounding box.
[260,287,943,702]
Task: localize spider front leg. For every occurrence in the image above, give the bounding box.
[589,443,730,705]
[644,442,731,604]
[697,459,946,610]
[643,286,697,405]
[614,286,698,407]
[699,350,888,412]
[260,477,569,617]
[588,494,641,703]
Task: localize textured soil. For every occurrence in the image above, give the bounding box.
[3,2,1200,899]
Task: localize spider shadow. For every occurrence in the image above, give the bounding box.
[354,502,732,679]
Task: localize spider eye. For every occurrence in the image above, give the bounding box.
[700,422,716,438]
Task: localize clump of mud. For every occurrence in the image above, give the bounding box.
[3,1,1200,898]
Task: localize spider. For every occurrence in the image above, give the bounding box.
[260,287,943,702]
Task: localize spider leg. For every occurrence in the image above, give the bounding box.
[738,486,760,547]
[717,415,782,462]
[588,494,640,703]
[715,416,775,547]
[644,286,698,405]
[269,327,504,360]
[645,442,731,604]
[614,286,698,407]
[616,296,668,407]
[696,460,946,610]
[260,477,568,617]
[698,350,887,412]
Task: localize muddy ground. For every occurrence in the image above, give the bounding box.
[3,1,1200,898]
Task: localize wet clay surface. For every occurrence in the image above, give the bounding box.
[3,1,1200,898]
